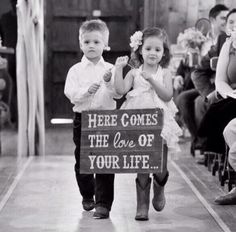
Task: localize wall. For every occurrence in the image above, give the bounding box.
[0,0,11,19]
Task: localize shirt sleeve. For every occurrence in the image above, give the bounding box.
[103,68,122,99]
[64,66,92,104]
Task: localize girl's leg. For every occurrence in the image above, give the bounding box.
[135,173,151,221]
[152,171,169,211]
[152,144,169,211]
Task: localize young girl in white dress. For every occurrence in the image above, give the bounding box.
[114,27,182,221]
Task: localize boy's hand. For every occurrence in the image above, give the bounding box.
[115,56,129,68]
[103,69,112,82]
[88,83,100,94]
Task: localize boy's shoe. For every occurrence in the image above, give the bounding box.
[82,198,95,211]
[93,206,109,219]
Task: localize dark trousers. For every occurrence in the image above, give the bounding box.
[175,89,199,140]
[73,113,114,210]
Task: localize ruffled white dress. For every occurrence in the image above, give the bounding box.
[121,66,182,152]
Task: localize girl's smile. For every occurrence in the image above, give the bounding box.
[141,36,164,66]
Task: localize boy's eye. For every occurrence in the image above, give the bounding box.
[84,40,89,44]
[94,40,100,44]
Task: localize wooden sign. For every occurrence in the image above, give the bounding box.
[80,108,165,173]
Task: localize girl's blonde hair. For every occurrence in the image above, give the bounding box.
[129,27,171,68]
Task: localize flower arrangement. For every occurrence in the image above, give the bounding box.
[130,31,143,51]
[177,27,206,50]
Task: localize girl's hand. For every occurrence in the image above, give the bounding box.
[88,83,100,94]
[103,69,112,82]
[140,71,153,81]
[115,56,129,68]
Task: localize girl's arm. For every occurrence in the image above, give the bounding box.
[142,68,173,101]
[215,40,234,98]
[114,56,134,95]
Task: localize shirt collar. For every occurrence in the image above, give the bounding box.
[81,56,106,68]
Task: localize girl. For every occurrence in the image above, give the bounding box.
[114,27,182,220]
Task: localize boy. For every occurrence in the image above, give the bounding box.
[64,19,117,219]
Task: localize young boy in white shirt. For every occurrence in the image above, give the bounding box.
[64,19,117,219]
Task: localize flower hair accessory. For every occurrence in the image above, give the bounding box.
[130,31,143,51]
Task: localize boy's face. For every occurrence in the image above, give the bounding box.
[80,31,105,64]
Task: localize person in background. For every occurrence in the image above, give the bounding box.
[114,27,182,221]
[198,9,236,163]
[191,4,229,162]
[64,19,119,219]
[175,4,228,156]
[0,0,17,126]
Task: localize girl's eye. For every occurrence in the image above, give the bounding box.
[84,41,89,44]
[94,40,100,44]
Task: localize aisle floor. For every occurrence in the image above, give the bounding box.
[0,128,236,232]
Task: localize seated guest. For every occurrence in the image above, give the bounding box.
[174,55,197,136]
[215,118,236,205]
[175,4,229,156]
[198,9,236,156]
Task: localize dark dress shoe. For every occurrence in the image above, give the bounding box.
[82,198,95,211]
[215,188,236,205]
[93,206,109,219]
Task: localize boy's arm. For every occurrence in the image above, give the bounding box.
[64,68,92,104]
[103,68,122,98]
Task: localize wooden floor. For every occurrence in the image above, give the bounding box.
[0,126,236,232]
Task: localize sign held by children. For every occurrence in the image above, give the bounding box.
[80,108,165,173]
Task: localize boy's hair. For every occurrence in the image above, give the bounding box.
[209,4,228,19]
[79,19,109,46]
[226,8,236,21]
[129,27,171,68]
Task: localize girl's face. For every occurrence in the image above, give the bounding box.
[80,31,105,63]
[226,12,236,40]
[140,36,164,67]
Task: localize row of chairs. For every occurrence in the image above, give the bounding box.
[203,148,236,191]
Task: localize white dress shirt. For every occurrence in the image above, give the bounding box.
[64,56,118,112]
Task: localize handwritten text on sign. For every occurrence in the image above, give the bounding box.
[80,109,165,173]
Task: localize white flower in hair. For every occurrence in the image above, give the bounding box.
[130,31,143,51]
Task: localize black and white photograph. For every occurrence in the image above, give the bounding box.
[1,0,236,231]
